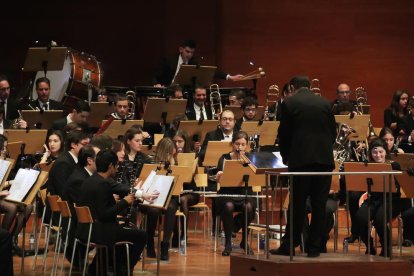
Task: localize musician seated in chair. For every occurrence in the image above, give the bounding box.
[227,89,246,107]
[52,99,91,131]
[235,96,258,130]
[331,83,357,112]
[110,94,135,120]
[186,85,213,120]
[24,77,64,110]
[215,131,255,256]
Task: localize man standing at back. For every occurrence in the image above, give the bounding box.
[272,76,336,257]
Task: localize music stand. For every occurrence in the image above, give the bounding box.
[21,110,63,129]
[142,98,187,124]
[335,114,370,141]
[23,47,67,76]
[390,153,414,170]
[173,65,217,87]
[100,119,144,139]
[344,162,395,257]
[223,105,265,120]
[89,102,115,128]
[178,120,219,144]
[169,165,194,195]
[5,130,47,154]
[396,171,414,199]
[7,141,23,167]
[177,152,196,167]
[140,145,157,157]
[241,121,279,146]
[202,141,232,167]
[220,160,266,188]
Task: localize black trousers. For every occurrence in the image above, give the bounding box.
[0,228,13,276]
[283,165,332,253]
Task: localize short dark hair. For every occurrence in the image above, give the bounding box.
[78,145,97,167]
[74,100,91,113]
[193,84,206,94]
[241,96,258,109]
[90,134,113,150]
[65,130,89,151]
[180,39,196,49]
[0,75,9,83]
[229,89,246,101]
[115,94,128,104]
[96,149,117,173]
[289,76,310,90]
[35,77,50,89]
[369,138,391,161]
[232,131,249,143]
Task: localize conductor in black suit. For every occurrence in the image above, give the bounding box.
[152,39,243,87]
[271,76,336,257]
[78,150,148,275]
[24,77,64,110]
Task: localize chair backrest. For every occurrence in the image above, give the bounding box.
[47,195,61,212]
[194,173,208,188]
[74,205,93,224]
[57,200,72,218]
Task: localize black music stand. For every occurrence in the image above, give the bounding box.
[89,102,115,128]
[173,65,217,87]
[344,162,395,257]
[241,151,287,258]
[22,47,67,77]
[142,98,187,124]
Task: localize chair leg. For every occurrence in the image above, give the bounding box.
[68,239,78,276]
[214,216,219,252]
[184,214,187,256]
[33,207,46,271]
[52,215,63,276]
[60,219,71,276]
[42,216,54,275]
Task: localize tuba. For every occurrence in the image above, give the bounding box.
[264,84,280,120]
[210,84,222,119]
[333,123,356,166]
[310,79,321,96]
[125,90,136,119]
[354,87,368,114]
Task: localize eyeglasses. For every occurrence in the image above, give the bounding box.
[0,87,10,92]
[338,91,351,95]
[221,117,234,122]
[244,108,257,112]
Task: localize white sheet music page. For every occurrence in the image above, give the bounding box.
[143,175,175,208]
[141,170,157,192]
[0,159,12,184]
[6,169,40,202]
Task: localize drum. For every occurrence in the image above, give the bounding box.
[32,48,102,102]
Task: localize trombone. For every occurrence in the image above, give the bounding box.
[209,84,222,119]
[264,84,280,120]
[354,87,368,114]
[310,79,321,96]
[125,90,136,119]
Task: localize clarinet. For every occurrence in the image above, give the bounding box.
[124,160,137,228]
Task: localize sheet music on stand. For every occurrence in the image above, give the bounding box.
[0,159,14,190]
[140,170,175,209]
[5,168,40,202]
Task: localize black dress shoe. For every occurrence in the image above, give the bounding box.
[269,245,293,256]
[160,242,170,261]
[344,235,359,244]
[307,251,320,258]
[402,239,413,247]
[222,245,232,256]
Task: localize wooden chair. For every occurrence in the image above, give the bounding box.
[56,200,72,276]
[189,173,211,239]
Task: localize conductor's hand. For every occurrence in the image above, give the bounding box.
[142,190,160,203]
[153,84,165,88]
[123,193,135,205]
[228,74,244,81]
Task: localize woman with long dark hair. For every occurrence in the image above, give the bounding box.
[384,89,410,137]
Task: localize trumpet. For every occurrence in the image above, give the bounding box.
[125,90,136,119]
[237,67,266,81]
[310,79,321,96]
[11,110,24,129]
[354,87,368,114]
[210,84,222,119]
[264,84,280,120]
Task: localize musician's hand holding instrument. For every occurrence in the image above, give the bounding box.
[123,193,136,205]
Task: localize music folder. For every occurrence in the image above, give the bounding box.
[0,158,14,191]
[5,168,40,203]
[140,170,175,209]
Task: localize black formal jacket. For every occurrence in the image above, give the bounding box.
[27,99,64,110]
[401,115,414,143]
[63,166,91,215]
[52,117,69,131]
[47,151,77,197]
[5,97,20,120]
[77,173,129,245]
[152,54,228,86]
[186,102,213,120]
[278,88,336,170]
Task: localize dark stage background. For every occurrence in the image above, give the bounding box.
[2,0,414,126]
